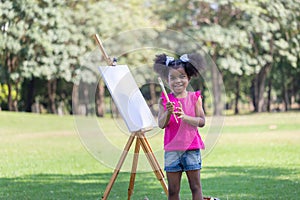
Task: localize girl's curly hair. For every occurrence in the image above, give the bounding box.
[153,53,206,80]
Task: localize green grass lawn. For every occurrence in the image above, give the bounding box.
[0,111,299,199]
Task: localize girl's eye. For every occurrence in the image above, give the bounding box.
[169,75,187,80]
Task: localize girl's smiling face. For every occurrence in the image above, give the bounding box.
[168,67,189,97]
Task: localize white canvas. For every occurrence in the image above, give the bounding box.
[99,65,157,132]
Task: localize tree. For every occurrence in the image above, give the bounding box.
[1,0,76,113]
[68,0,163,116]
[237,0,300,112]
[154,0,300,113]
[151,0,247,115]
[2,0,299,115]
[0,0,34,111]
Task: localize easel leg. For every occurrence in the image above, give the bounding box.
[127,137,140,200]
[138,133,168,196]
[102,134,135,200]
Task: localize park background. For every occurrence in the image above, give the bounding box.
[1,0,300,199]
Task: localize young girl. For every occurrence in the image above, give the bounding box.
[154,53,206,200]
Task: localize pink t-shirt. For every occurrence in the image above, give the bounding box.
[161,91,205,151]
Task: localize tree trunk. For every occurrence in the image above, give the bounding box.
[5,51,19,111]
[6,54,13,111]
[211,51,223,116]
[149,81,157,114]
[279,61,290,112]
[282,85,289,111]
[254,63,272,112]
[110,97,119,118]
[251,78,256,112]
[83,83,89,116]
[72,84,79,114]
[12,79,20,111]
[252,34,274,112]
[234,76,241,115]
[96,80,105,117]
[281,69,290,112]
[267,78,272,112]
[47,79,57,114]
[149,82,157,106]
[25,78,35,112]
[7,80,13,111]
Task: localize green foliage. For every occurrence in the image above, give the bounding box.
[0,83,19,105]
[0,0,299,112]
[0,84,7,104]
[154,0,300,112]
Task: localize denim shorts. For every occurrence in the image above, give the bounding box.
[164,150,202,172]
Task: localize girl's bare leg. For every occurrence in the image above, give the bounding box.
[186,169,203,200]
[166,171,182,200]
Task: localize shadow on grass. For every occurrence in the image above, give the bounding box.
[0,166,299,200]
[0,172,166,200]
[201,166,299,199]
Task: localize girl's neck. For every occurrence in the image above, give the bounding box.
[172,90,188,98]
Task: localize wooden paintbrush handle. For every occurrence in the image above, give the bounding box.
[158,77,178,123]
[93,34,113,66]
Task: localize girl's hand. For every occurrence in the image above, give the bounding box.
[166,102,175,114]
[175,101,185,119]
[174,98,205,127]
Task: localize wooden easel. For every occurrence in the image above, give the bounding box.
[93,34,168,200]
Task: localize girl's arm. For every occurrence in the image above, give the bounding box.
[176,97,205,127]
[157,98,174,129]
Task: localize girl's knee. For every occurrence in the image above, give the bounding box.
[168,185,180,197]
[190,183,201,194]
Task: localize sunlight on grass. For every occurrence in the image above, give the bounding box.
[0,111,299,199]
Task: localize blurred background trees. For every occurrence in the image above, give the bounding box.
[1,0,299,115]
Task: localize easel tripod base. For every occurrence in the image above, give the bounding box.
[101,131,168,200]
